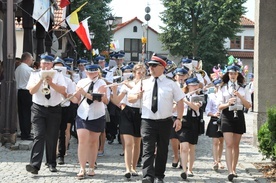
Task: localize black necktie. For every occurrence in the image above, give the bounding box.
[151,77,158,113]
[87,82,94,105]
[45,85,50,100]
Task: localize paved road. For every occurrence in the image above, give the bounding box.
[0,112,271,183]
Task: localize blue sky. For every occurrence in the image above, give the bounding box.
[109,0,255,32]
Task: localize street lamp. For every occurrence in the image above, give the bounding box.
[89,31,95,62]
[105,14,115,53]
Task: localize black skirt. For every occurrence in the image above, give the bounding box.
[206,117,223,138]
[177,116,199,145]
[221,108,246,134]
[75,115,106,133]
[119,105,142,137]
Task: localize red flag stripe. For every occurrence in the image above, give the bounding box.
[75,20,92,50]
[59,0,70,8]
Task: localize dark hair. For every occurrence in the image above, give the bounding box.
[221,72,245,86]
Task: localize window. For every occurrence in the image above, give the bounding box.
[124,38,142,53]
[230,36,241,49]
[244,36,254,49]
[133,26,137,32]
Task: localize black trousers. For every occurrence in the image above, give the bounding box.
[17,89,33,138]
[141,117,173,180]
[57,106,71,158]
[29,103,62,169]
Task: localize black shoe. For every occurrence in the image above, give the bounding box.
[45,162,49,167]
[26,164,38,174]
[142,177,153,183]
[49,165,57,172]
[21,135,34,141]
[180,172,187,180]
[108,136,114,144]
[57,157,64,165]
[124,172,131,179]
[228,174,234,181]
[172,162,178,168]
[155,178,165,183]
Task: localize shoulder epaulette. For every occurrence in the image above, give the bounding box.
[166,76,174,81]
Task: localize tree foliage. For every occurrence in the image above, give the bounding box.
[159,0,246,72]
[70,0,112,59]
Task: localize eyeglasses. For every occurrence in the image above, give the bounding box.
[148,63,161,68]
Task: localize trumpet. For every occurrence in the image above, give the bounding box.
[42,79,50,95]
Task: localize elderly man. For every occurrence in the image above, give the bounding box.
[25,53,66,174]
[128,54,184,183]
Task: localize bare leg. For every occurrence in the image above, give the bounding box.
[65,123,71,154]
[123,134,133,173]
[188,144,195,173]
[87,131,101,175]
[98,131,106,154]
[232,134,242,174]
[77,129,90,171]
[179,142,189,173]
[223,132,234,174]
[171,138,180,165]
[132,137,141,171]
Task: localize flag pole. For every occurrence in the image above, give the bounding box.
[52,30,71,44]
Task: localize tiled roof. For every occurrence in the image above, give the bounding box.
[240,16,254,27]
[227,51,254,59]
[114,17,159,34]
[15,0,66,30]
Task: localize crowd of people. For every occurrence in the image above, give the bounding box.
[10,51,253,182]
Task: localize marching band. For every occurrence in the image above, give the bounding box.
[22,51,252,182]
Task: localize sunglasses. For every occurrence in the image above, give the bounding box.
[148,63,161,68]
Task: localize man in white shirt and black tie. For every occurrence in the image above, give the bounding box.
[128,54,184,183]
[25,53,66,174]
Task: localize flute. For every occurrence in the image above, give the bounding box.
[104,82,123,88]
[60,81,92,106]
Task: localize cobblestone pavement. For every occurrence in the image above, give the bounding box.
[0,112,271,183]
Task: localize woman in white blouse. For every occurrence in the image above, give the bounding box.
[69,65,108,179]
[217,65,251,181]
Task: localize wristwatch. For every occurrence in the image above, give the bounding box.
[176,118,182,122]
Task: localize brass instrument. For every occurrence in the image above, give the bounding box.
[40,70,56,95]
[165,60,177,74]
[42,79,50,95]
[197,70,206,77]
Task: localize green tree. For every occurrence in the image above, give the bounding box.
[70,0,112,60]
[159,0,246,72]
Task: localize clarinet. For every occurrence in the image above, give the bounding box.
[231,79,238,119]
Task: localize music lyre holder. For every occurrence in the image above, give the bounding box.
[190,95,205,103]
[228,104,243,111]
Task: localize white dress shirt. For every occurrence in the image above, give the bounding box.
[217,81,251,106]
[26,70,67,106]
[120,80,141,108]
[62,76,76,107]
[77,77,107,120]
[15,62,34,90]
[130,74,184,120]
[205,92,220,115]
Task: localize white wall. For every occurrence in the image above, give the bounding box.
[113,20,169,62]
[15,30,23,58]
[224,27,254,51]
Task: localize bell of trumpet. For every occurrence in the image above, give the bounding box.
[42,86,50,95]
[41,79,50,95]
[165,60,177,74]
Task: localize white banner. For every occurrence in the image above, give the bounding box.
[32,0,50,31]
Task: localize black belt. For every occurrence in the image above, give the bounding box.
[34,103,61,108]
[18,89,28,91]
[143,117,172,122]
